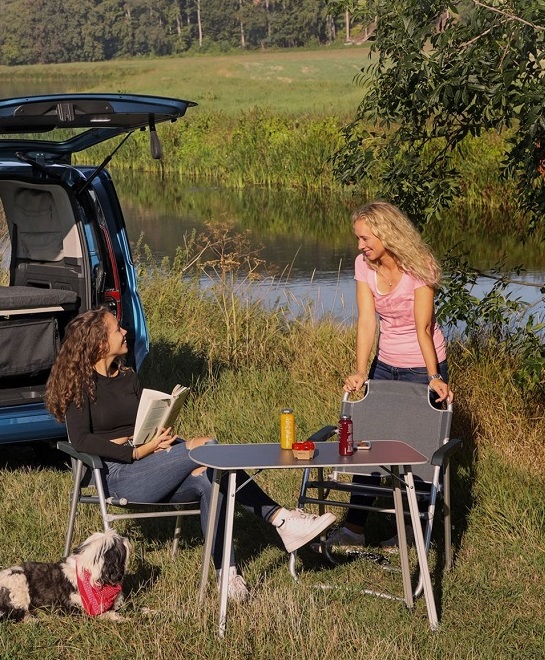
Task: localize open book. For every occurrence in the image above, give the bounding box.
[132,384,190,446]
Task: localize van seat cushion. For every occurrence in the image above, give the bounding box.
[0,286,78,311]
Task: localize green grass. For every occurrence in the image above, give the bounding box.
[1,412,544,658]
[0,48,377,190]
[0,47,374,118]
[1,235,545,658]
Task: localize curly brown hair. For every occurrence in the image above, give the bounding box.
[46,307,114,422]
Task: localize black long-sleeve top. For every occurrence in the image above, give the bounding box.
[65,369,142,462]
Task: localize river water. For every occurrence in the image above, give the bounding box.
[113,171,545,327]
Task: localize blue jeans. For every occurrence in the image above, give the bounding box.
[104,440,280,568]
[368,358,449,384]
[345,359,448,529]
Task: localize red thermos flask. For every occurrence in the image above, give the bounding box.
[338,414,354,456]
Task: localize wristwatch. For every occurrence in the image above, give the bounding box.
[428,373,443,382]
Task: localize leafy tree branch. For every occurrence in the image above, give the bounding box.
[329,0,545,230]
[471,0,545,31]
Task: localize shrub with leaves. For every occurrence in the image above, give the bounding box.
[436,252,545,394]
[328,0,545,229]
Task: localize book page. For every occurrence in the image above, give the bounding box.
[161,386,190,430]
[133,388,170,438]
[132,386,190,446]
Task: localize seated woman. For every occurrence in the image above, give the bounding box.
[46,308,335,602]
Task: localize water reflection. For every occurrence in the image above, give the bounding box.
[114,171,545,322]
[114,169,545,273]
[114,170,355,277]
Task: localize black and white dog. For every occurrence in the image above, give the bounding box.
[0,530,130,621]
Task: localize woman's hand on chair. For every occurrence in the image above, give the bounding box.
[429,378,454,403]
[344,372,366,392]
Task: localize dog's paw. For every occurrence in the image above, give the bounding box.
[22,614,39,624]
[98,610,129,623]
[141,607,163,617]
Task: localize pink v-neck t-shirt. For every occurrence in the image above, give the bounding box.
[354,254,446,368]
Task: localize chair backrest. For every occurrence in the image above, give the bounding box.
[340,380,452,482]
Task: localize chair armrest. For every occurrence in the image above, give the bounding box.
[308,425,337,443]
[57,440,104,469]
[431,437,463,467]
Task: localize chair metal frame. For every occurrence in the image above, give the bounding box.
[57,439,201,558]
[296,380,461,597]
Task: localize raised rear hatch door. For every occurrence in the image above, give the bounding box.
[0,93,197,158]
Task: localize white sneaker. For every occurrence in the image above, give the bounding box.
[379,526,415,553]
[311,525,366,553]
[217,568,250,602]
[227,574,250,602]
[275,508,336,553]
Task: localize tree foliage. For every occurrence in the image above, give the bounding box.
[0,0,333,65]
[329,0,545,229]
[436,252,545,393]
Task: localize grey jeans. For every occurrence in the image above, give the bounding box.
[105,439,280,568]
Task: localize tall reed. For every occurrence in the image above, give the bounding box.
[75,109,516,212]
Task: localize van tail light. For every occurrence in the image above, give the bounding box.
[99,224,122,321]
[104,290,122,320]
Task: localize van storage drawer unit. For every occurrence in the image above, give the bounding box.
[0,316,60,377]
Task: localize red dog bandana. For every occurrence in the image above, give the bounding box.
[76,564,122,616]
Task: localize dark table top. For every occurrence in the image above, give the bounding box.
[189,440,427,471]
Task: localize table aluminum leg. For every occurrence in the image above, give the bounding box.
[404,469,439,630]
[392,465,413,609]
[218,470,237,637]
[199,468,221,602]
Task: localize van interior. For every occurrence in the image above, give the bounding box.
[0,183,86,407]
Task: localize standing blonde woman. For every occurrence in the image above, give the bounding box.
[324,200,453,551]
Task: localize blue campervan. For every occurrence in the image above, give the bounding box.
[0,94,196,446]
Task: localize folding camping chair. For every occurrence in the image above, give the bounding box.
[57,439,201,557]
[296,379,461,597]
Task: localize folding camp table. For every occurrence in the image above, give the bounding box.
[190,441,437,637]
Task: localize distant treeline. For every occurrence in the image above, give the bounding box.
[0,0,337,65]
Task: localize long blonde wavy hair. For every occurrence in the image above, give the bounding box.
[352,201,442,287]
[45,307,122,423]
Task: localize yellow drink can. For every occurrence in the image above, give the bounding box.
[280,408,295,449]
